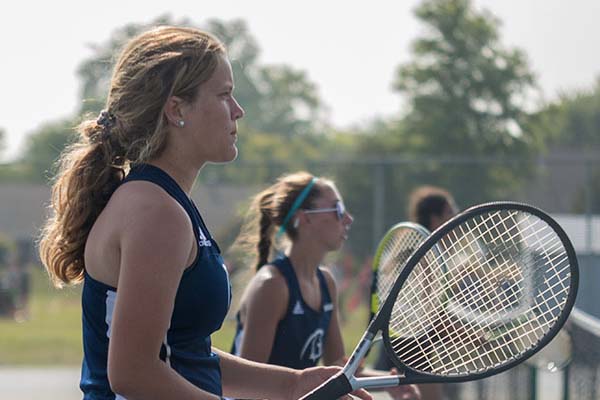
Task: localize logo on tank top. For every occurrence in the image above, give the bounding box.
[300,328,324,363]
[292,300,305,315]
[197,227,212,247]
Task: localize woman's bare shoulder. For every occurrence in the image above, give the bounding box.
[104,181,194,257]
[240,263,289,323]
[249,264,288,295]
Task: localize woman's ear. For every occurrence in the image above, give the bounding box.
[164,95,185,127]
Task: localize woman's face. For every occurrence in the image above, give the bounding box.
[302,185,354,251]
[180,55,245,165]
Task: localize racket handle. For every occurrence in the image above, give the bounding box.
[300,373,353,400]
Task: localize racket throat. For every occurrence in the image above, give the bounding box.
[344,331,375,378]
[353,375,403,390]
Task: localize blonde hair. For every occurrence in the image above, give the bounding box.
[39,26,226,287]
[235,171,335,271]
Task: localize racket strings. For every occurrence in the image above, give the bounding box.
[386,210,572,376]
[376,229,428,310]
[444,216,539,317]
[405,289,567,374]
[408,216,568,366]
[386,212,540,334]
[432,212,564,322]
[393,273,544,371]
[418,254,571,373]
[398,219,568,372]
[388,250,445,337]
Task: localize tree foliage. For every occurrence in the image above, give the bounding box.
[337,0,540,257]
[76,15,190,115]
[528,77,600,150]
[527,77,600,213]
[75,16,325,137]
[0,128,5,157]
[395,0,536,155]
[19,118,79,182]
[14,16,330,183]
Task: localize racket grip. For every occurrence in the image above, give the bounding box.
[300,373,353,400]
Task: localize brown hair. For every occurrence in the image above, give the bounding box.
[39,26,226,287]
[235,171,335,271]
[408,185,457,230]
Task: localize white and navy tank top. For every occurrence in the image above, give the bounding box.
[231,256,333,369]
[80,164,231,399]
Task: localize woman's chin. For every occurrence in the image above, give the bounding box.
[211,147,238,164]
[228,146,239,161]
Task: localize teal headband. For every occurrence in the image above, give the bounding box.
[275,177,318,240]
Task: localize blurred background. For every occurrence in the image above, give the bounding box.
[0,0,598,399]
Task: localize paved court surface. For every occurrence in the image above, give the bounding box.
[0,367,81,400]
[0,367,392,400]
[0,367,561,400]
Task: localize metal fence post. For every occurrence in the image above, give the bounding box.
[584,159,593,253]
[372,162,385,251]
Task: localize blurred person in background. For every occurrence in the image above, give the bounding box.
[230,171,420,400]
[407,186,458,234]
[374,185,458,400]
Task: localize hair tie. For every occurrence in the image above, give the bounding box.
[96,110,116,140]
[275,177,318,240]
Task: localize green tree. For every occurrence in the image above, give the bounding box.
[337,0,540,257]
[16,17,329,183]
[76,16,325,137]
[203,126,352,185]
[19,119,78,182]
[527,77,600,213]
[395,0,536,155]
[192,19,326,137]
[0,128,5,157]
[0,127,16,180]
[528,77,600,150]
[77,15,190,116]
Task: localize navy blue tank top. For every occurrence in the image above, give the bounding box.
[231,256,333,369]
[80,164,231,399]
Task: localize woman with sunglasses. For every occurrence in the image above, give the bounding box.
[230,171,420,400]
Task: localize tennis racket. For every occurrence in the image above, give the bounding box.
[370,222,430,320]
[300,202,579,399]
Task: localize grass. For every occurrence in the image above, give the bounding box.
[0,267,82,366]
[0,266,371,366]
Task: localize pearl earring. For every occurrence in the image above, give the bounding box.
[293,218,299,228]
[178,120,185,128]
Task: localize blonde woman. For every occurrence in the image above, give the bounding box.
[39,26,370,400]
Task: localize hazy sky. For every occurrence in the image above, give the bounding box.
[1,0,599,161]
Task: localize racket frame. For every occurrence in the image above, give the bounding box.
[379,201,579,383]
[301,201,579,399]
[370,222,431,319]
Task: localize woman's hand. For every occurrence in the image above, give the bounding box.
[384,384,421,400]
[384,368,421,400]
[289,366,373,400]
